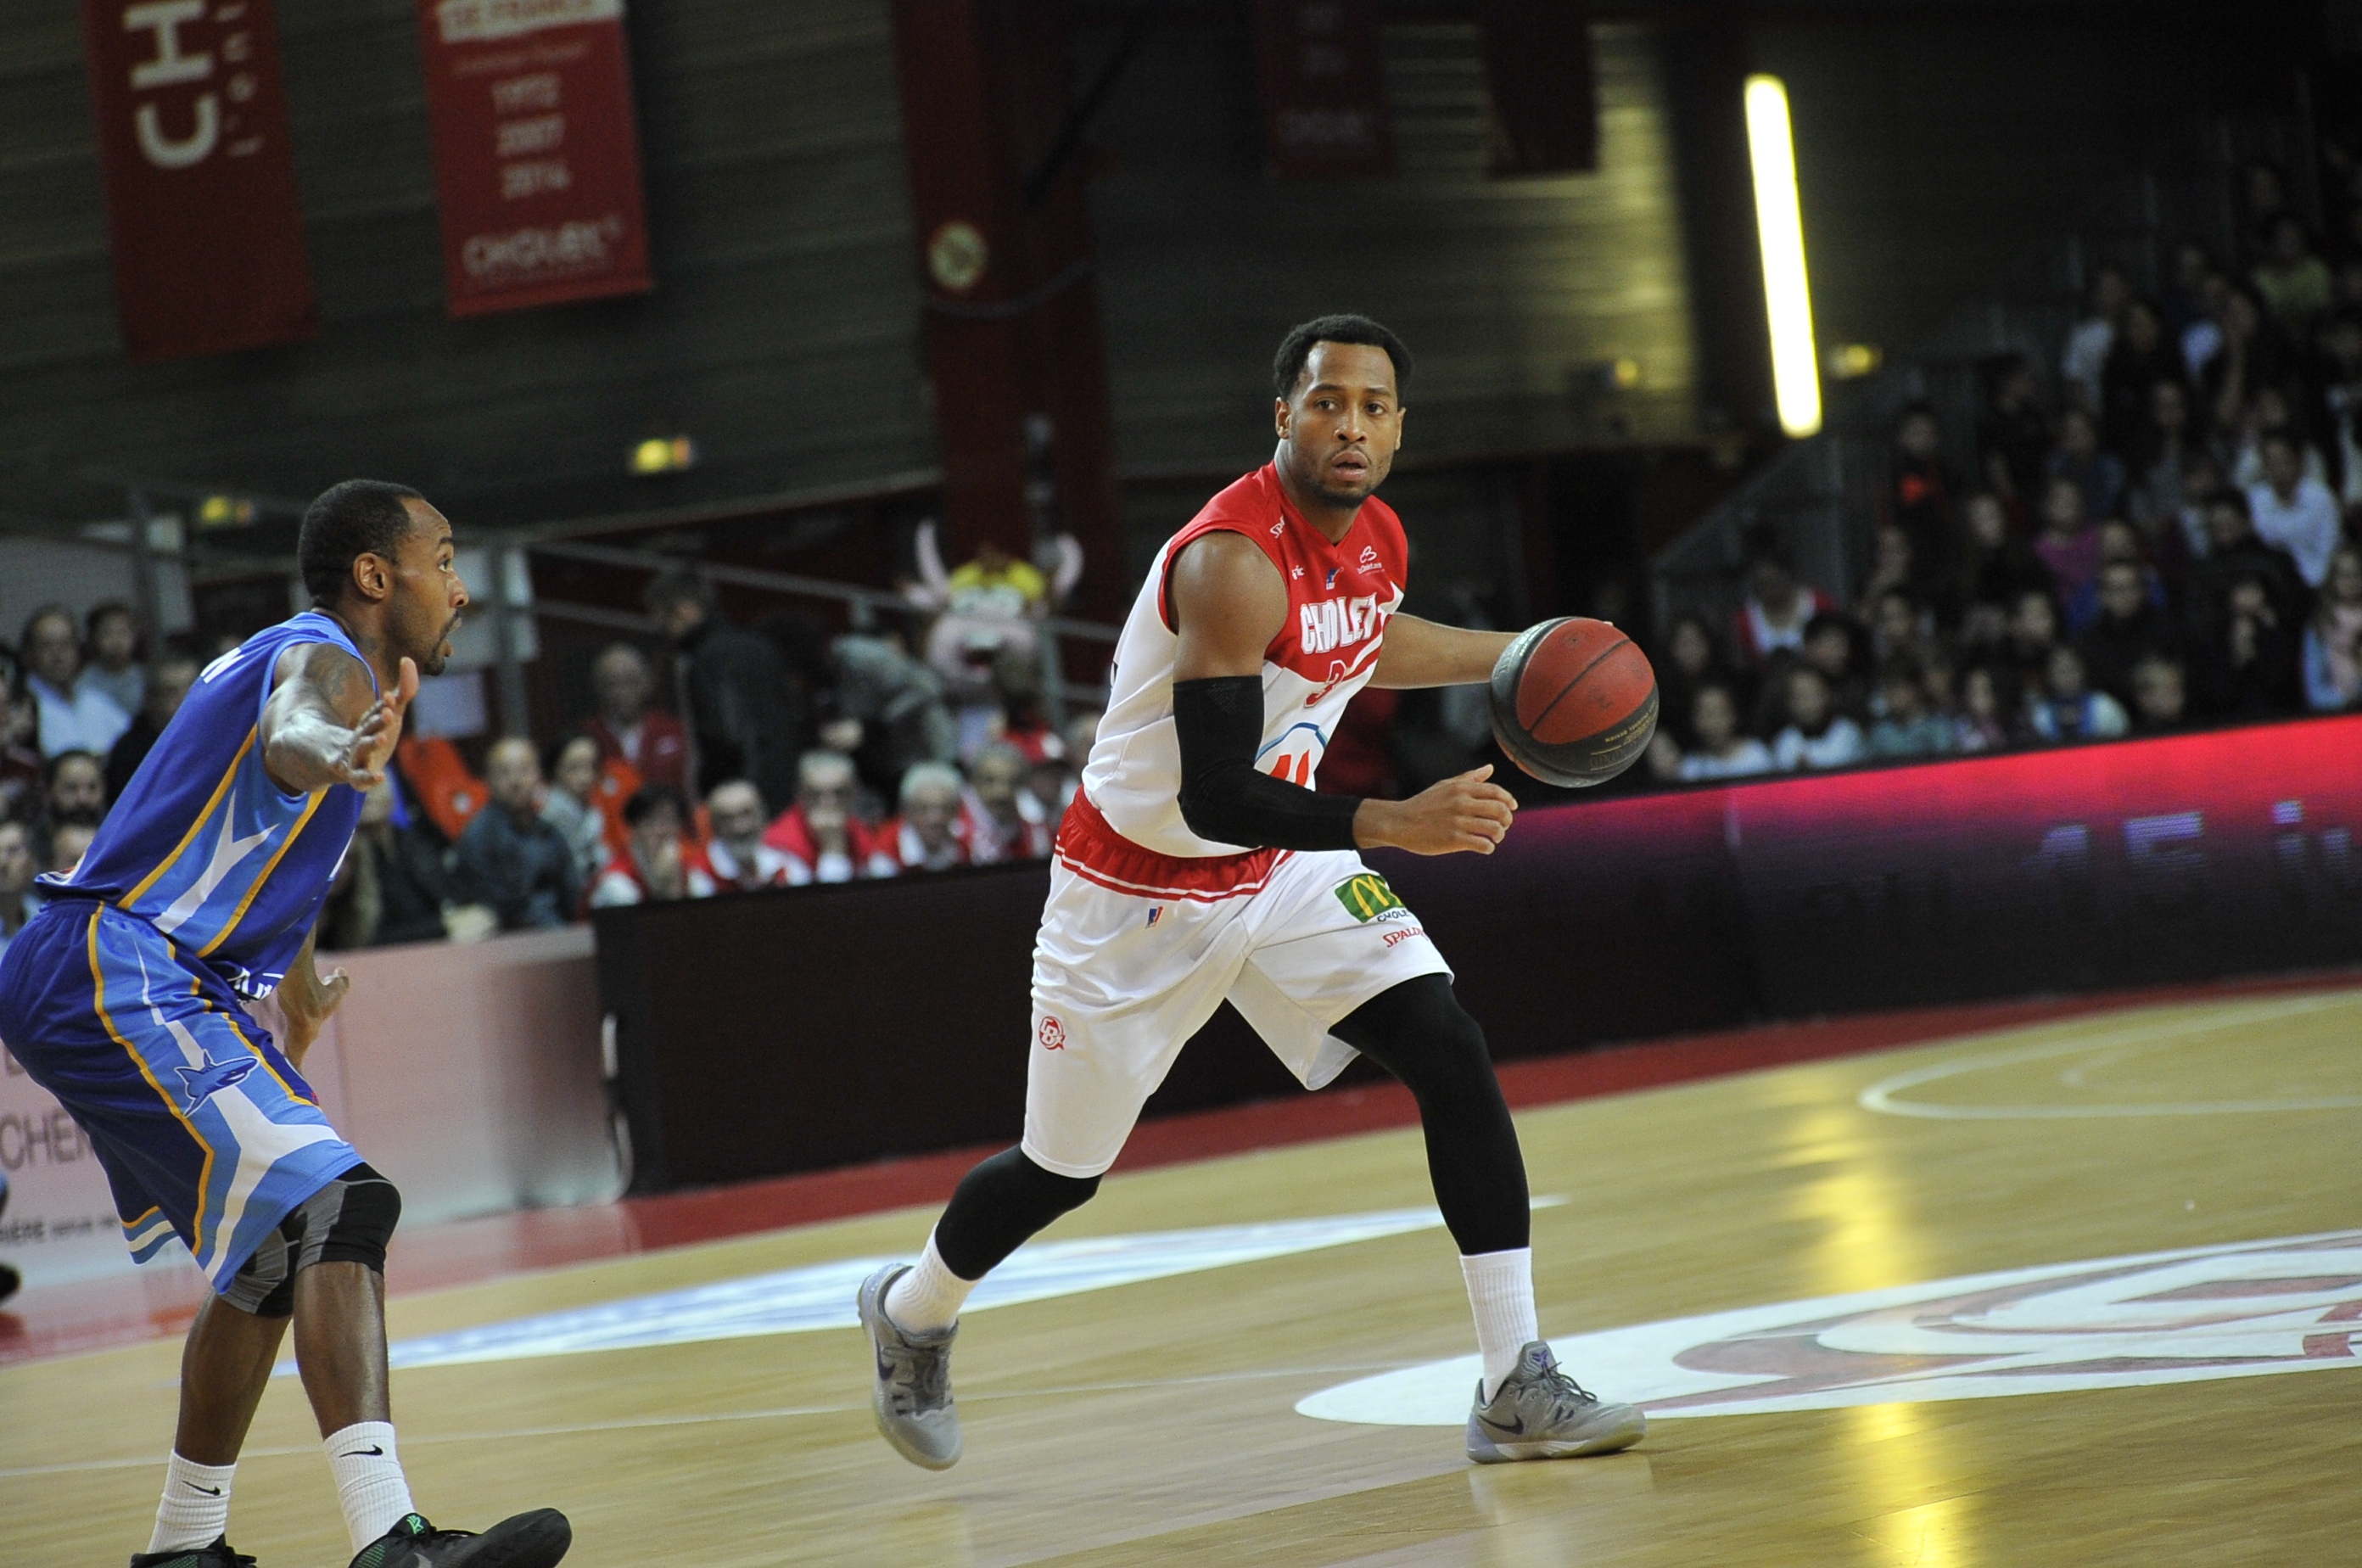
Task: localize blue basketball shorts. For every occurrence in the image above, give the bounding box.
[0,899,361,1294]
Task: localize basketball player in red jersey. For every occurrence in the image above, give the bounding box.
[859,316,1645,1468]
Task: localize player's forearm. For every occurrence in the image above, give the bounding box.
[1369,618,1517,689]
[261,711,362,794]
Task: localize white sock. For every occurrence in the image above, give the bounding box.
[148,1452,236,1553]
[883,1233,976,1336]
[1461,1247,1541,1403]
[323,1421,415,1552]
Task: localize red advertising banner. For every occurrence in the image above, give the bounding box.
[78,0,317,361]
[1249,0,1395,180]
[415,0,652,316]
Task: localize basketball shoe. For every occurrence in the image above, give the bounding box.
[858,1263,963,1470]
[345,1509,571,1567]
[128,1540,254,1568]
[1465,1341,1646,1462]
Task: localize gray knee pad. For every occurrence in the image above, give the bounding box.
[224,1162,402,1317]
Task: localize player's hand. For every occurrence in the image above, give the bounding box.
[1353,766,1517,856]
[275,954,351,1068]
[330,658,417,790]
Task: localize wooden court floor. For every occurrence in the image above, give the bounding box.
[8,984,2361,1566]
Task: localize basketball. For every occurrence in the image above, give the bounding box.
[1487,617,1660,787]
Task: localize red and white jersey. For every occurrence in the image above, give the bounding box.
[1070,463,1407,890]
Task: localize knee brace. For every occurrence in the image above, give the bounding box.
[226,1162,403,1318]
[934,1147,1100,1281]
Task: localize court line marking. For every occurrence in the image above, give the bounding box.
[0,1359,1430,1481]
[1858,993,2362,1120]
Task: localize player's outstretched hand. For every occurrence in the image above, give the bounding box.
[1354,765,1517,856]
[332,657,419,791]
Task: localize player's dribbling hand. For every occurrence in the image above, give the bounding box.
[1354,765,1517,856]
[332,657,419,790]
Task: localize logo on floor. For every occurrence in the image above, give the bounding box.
[1298,1229,2362,1425]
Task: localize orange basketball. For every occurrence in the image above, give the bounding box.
[1487,617,1659,787]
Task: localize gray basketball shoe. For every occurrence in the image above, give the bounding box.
[1465,1341,1646,1463]
[857,1263,963,1470]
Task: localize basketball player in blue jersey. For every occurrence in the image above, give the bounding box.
[0,482,571,1568]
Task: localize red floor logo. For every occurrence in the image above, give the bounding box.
[1300,1230,2362,1425]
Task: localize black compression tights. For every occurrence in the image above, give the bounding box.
[932,975,1527,1280]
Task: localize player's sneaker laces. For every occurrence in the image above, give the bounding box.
[858,1263,963,1470]
[345,1509,571,1568]
[128,1538,255,1568]
[1465,1341,1646,1463]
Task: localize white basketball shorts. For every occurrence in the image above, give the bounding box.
[1021,847,1452,1179]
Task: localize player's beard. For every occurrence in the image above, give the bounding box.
[417,613,462,677]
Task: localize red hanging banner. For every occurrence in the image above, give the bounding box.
[415,0,653,317]
[1249,0,1395,180]
[79,0,317,361]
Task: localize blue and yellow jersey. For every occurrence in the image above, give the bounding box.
[46,612,373,999]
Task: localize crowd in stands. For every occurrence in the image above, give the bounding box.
[1644,160,2362,784]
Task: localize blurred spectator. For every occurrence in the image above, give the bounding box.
[2077,557,2179,707]
[1731,527,1833,668]
[1799,612,1870,720]
[2164,447,2225,563]
[1660,685,1772,781]
[705,779,796,889]
[2195,575,2302,718]
[539,733,609,891]
[1884,402,1957,596]
[2044,408,2122,524]
[2061,262,2130,412]
[2032,477,2104,603]
[592,785,717,906]
[1771,666,1864,770]
[2100,300,2185,458]
[2187,489,2306,641]
[1653,613,1740,748]
[48,820,96,876]
[2178,260,2230,380]
[2160,241,2215,346]
[2317,309,2362,508]
[2253,215,2333,328]
[884,761,969,871]
[2247,431,2343,588]
[449,736,579,930]
[2203,286,2298,434]
[2024,645,2129,742]
[104,651,197,802]
[1857,524,1917,609]
[585,642,690,792]
[394,736,485,846]
[645,571,801,808]
[2006,589,2062,684]
[81,602,145,719]
[964,742,1054,863]
[830,630,959,785]
[1952,663,2017,753]
[1977,354,2051,503]
[1867,660,1953,759]
[2125,380,2199,530]
[20,604,130,759]
[318,778,470,949]
[2225,384,2328,491]
[907,522,1080,697]
[1867,590,1931,669]
[764,750,895,883]
[975,646,1065,766]
[2063,520,2161,632]
[0,819,38,960]
[2301,544,2362,711]
[0,680,42,823]
[2128,653,2193,734]
[44,748,106,827]
[1956,491,2053,641]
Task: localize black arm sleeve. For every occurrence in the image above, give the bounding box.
[1172,675,1363,852]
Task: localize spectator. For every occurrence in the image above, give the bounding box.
[2165,447,2226,563]
[0,819,38,960]
[539,732,609,891]
[2044,408,2122,524]
[1867,660,1954,759]
[1977,353,2051,503]
[1956,491,2053,641]
[2195,575,2303,717]
[1731,527,1833,667]
[2178,261,2231,381]
[2100,300,2186,459]
[2125,380,2199,530]
[2061,262,2130,412]
[44,748,106,827]
[81,602,147,719]
[585,641,691,792]
[2247,431,2344,588]
[905,522,1080,697]
[763,749,895,883]
[103,650,197,802]
[1952,663,2017,753]
[1867,590,1930,669]
[2253,215,2334,327]
[2006,588,2062,685]
[705,778,797,889]
[2063,520,2162,632]
[964,742,1054,863]
[449,736,580,930]
[2225,384,2328,491]
[2077,557,2179,707]
[1654,613,1739,748]
[1674,685,1773,781]
[47,820,97,877]
[2203,285,2298,434]
[2128,653,2193,734]
[1772,666,1865,770]
[1884,402,1957,596]
[1857,524,1917,610]
[2187,488,2306,642]
[2301,544,2362,710]
[0,680,42,823]
[592,784,717,906]
[19,604,130,759]
[884,761,970,871]
[2160,241,2216,346]
[2032,476,2104,604]
[2024,645,2129,742]
[644,571,802,807]
[830,629,959,786]
[2316,309,2362,508]
[1799,612,1870,720]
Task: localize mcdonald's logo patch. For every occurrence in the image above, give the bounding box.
[1333,873,1404,922]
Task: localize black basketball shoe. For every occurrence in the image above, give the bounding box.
[128,1538,255,1568]
[347,1510,571,1568]
[0,1261,20,1307]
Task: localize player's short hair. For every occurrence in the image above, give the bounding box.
[1272,314,1412,401]
[299,480,424,608]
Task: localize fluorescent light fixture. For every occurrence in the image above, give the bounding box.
[1744,75,1820,437]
